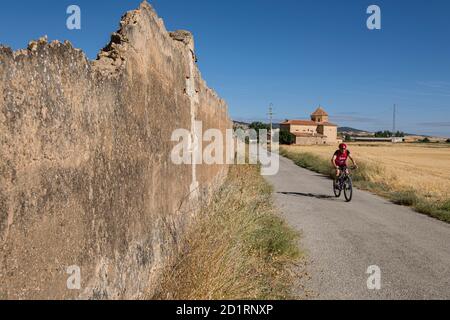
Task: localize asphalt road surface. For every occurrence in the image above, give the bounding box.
[265,155,450,300]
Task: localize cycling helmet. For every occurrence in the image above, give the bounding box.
[339,143,347,150]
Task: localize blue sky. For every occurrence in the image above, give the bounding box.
[1,0,449,136]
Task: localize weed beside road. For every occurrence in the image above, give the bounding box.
[152,164,302,300]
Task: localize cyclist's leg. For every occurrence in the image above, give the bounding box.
[339,166,346,183]
[334,168,341,185]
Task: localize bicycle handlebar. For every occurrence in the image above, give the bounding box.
[335,165,358,170]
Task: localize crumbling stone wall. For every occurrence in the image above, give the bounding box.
[0,1,231,299]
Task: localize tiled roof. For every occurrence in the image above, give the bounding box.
[280,119,337,127]
[311,107,329,116]
[281,120,317,126]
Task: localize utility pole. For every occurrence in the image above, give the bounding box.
[267,103,274,138]
[267,103,275,148]
[393,104,397,135]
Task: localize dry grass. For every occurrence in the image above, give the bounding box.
[151,164,301,300]
[281,143,450,222]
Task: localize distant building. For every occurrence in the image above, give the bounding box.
[349,137,405,143]
[280,107,339,145]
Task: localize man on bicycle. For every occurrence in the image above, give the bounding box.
[331,143,357,178]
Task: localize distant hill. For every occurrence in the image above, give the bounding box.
[235,122,448,141]
[233,120,250,126]
[235,123,373,135]
[338,127,448,142]
[338,127,367,134]
[338,127,374,137]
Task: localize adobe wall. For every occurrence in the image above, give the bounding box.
[0,1,231,299]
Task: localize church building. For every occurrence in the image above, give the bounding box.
[280,107,339,145]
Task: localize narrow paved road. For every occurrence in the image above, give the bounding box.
[265,156,450,300]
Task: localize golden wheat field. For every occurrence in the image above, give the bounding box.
[283,143,450,202]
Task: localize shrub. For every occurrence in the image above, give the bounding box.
[440,199,450,212]
[279,130,296,145]
[391,190,419,206]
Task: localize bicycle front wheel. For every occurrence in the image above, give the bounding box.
[344,176,353,202]
[333,179,341,198]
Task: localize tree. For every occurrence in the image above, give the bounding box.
[248,122,270,142]
[249,122,270,132]
[421,137,431,143]
[344,135,353,142]
[374,130,405,138]
[279,130,296,145]
[375,131,392,138]
[446,139,450,144]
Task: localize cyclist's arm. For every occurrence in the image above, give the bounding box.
[348,155,357,167]
[331,154,338,168]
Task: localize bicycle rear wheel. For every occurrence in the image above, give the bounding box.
[344,176,353,202]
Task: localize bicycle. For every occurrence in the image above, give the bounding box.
[333,166,357,202]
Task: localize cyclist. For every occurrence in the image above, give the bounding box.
[331,143,357,179]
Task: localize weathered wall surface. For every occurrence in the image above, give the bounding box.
[0,1,231,299]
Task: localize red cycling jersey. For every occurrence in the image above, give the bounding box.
[334,149,350,167]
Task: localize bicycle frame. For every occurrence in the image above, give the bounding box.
[337,167,350,186]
